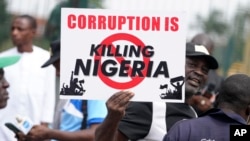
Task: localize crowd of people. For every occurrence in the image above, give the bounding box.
[0,14,249,141]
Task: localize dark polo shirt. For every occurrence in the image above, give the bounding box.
[163,108,246,141]
[118,102,197,140]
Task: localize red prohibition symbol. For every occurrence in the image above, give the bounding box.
[95,33,150,89]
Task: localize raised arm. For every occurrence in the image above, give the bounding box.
[95,90,134,141]
[25,123,100,141]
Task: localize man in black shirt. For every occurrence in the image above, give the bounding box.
[95,42,219,141]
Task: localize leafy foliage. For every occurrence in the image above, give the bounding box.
[195,10,228,35]
[0,0,11,49]
[193,7,250,76]
[44,0,103,42]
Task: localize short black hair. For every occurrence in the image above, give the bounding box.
[16,15,37,29]
[216,74,250,111]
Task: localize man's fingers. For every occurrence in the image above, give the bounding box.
[108,90,134,104]
[118,91,134,106]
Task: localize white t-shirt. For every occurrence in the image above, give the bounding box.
[0,46,56,140]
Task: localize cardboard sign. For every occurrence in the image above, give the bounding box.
[60,8,186,102]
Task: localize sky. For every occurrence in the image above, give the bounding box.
[103,0,250,38]
[5,0,250,38]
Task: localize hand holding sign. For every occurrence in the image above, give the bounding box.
[106,90,134,120]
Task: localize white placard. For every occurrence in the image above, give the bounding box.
[60,8,186,102]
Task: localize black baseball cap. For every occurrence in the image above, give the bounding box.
[41,39,60,68]
[186,42,218,69]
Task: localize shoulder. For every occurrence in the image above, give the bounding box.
[175,117,200,126]
[163,119,192,141]
[167,103,197,118]
[166,117,199,136]
[124,102,153,118]
[33,46,50,56]
[33,46,49,53]
[120,102,155,117]
[169,115,209,133]
[126,101,152,111]
[0,48,18,56]
[86,100,107,120]
[118,102,154,139]
[119,102,153,122]
[87,100,106,109]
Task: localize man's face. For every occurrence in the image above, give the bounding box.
[11,17,35,48]
[0,69,10,109]
[185,56,209,99]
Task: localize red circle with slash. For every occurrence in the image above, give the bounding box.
[94,33,150,89]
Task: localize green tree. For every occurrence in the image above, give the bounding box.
[44,0,103,42]
[191,9,229,76]
[193,7,250,76]
[194,10,228,35]
[0,0,11,49]
[222,8,248,75]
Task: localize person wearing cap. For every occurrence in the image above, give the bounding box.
[41,39,65,131]
[188,33,224,116]
[0,56,20,109]
[163,73,250,141]
[95,42,219,141]
[19,39,107,141]
[0,15,56,141]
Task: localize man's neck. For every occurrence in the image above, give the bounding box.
[17,44,33,53]
[219,103,240,115]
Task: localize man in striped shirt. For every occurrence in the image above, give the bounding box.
[95,42,219,141]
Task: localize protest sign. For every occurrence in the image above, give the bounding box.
[60,8,186,102]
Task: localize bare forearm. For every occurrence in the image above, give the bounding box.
[47,129,95,141]
[95,90,134,141]
[27,124,99,141]
[95,114,123,141]
[40,122,50,141]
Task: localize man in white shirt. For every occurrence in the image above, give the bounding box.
[0,15,56,140]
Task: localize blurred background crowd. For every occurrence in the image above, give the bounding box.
[0,0,250,78]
